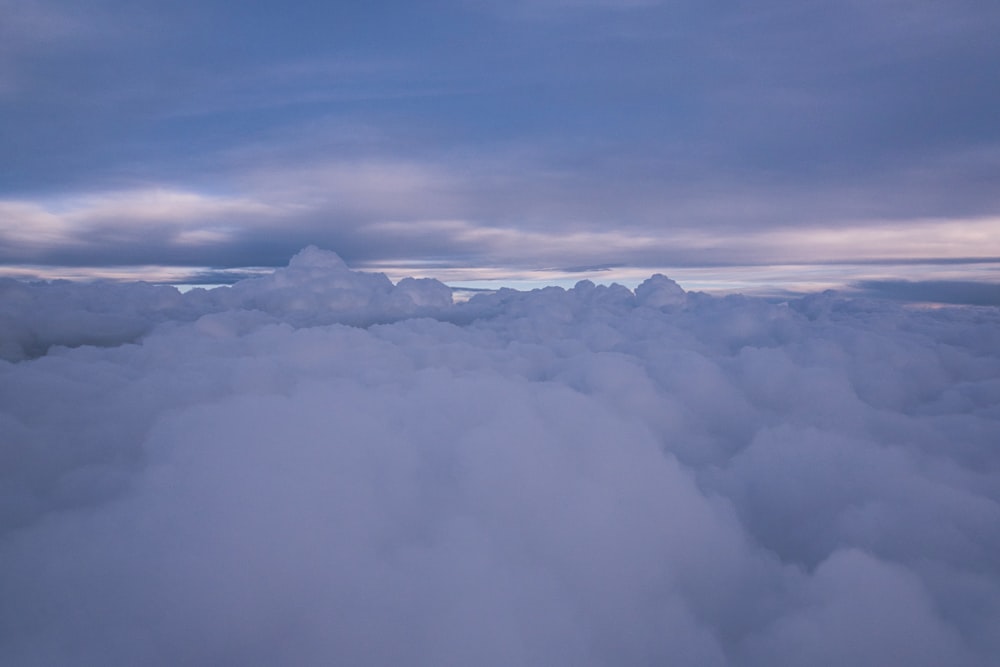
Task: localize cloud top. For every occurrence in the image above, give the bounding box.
[1,247,998,665]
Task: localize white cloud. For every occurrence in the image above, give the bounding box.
[1,247,998,664]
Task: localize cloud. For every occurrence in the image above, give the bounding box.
[3,0,1000,282]
[1,247,998,665]
[4,0,1000,267]
[0,188,284,265]
[0,0,97,62]
[6,152,1000,281]
[471,0,664,20]
[854,279,1000,306]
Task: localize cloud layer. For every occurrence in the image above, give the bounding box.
[2,1,1000,277]
[2,248,998,665]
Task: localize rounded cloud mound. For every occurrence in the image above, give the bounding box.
[199,246,454,326]
[635,273,687,308]
[0,247,454,360]
[1,248,998,665]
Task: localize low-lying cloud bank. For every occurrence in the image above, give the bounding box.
[855,279,1000,306]
[1,247,998,666]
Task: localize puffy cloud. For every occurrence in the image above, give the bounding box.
[0,246,453,361]
[1,247,998,665]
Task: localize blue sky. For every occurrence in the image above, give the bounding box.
[3,0,1000,291]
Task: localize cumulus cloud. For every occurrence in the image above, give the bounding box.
[1,247,998,665]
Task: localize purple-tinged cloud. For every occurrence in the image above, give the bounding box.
[1,248,998,665]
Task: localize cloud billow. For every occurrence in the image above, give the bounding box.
[0,247,998,665]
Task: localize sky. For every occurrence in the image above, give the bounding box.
[2,247,999,664]
[2,0,1000,292]
[4,6,1000,660]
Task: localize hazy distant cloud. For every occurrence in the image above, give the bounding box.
[4,165,1000,277]
[0,189,283,265]
[855,280,1000,306]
